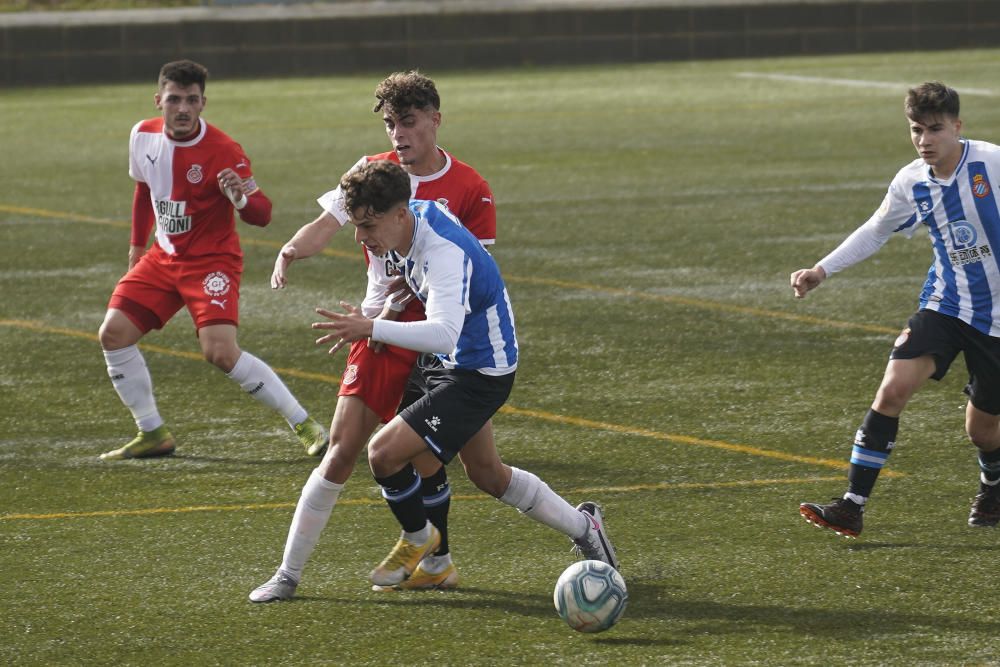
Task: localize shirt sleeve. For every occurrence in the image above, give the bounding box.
[316,156,368,226]
[817,175,918,276]
[127,121,144,183]
[462,179,497,246]
[130,181,154,247]
[370,242,469,353]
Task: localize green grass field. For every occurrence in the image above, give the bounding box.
[4,50,1000,666]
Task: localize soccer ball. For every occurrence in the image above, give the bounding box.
[553,560,628,633]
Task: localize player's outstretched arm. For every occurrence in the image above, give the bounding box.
[312,302,373,354]
[270,211,343,289]
[790,266,827,298]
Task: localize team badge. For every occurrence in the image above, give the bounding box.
[202,271,231,296]
[342,364,359,386]
[972,174,991,198]
[893,328,910,349]
[187,164,204,184]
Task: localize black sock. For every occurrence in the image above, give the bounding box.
[978,447,1000,489]
[421,466,451,556]
[847,409,899,499]
[374,464,427,534]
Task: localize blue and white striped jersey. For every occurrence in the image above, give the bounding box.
[822,139,1000,337]
[382,200,518,374]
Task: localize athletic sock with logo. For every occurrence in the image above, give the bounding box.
[279,469,343,582]
[845,409,898,504]
[375,464,428,533]
[421,466,451,556]
[104,345,163,432]
[500,467,589,539]
[227,351,308,427]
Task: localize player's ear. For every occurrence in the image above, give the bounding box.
[154,92,162,109]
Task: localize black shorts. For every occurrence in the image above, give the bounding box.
[890,309,1000,414]
[399,363,515,464]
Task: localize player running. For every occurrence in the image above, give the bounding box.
[793,82,1000,536]
[314,160,619,588]
[97,60,327,461]
[250,72,494,602]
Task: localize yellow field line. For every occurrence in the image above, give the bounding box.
[0,317,898,479]
[0,317,885,477]
[0,204,357,260]
[1,204,897,335]
[499,405,881,472]
[0,475,845,521]
[505,275,897,335]
[0,318,342,385]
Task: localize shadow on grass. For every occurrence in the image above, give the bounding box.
[619,580,999,637]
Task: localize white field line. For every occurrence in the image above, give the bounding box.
[736,72,999,97]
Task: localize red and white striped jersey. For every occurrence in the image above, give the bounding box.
[129,118,257,260]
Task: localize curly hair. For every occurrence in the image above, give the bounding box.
[340,160,411,220]
[158,60,209,93]
[905,81,960,122]
[373,70,440,114]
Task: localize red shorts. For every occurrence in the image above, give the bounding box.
[108,252,242,333]
[338,302,424,423]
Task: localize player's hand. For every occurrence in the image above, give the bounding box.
[385,276,417,309]
[217,168,246,205]
[790,266,827,298]
[271,245,297,289]
[128,244,145,271]
[368,301,404,353]
[313,302,374,355]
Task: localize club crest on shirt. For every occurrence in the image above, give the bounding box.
[972,174,991,198]
[187,164,204,184]
[202,271,231,297]
[342,364,359,385]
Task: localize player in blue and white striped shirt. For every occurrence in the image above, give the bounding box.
[792,82,1000,537]
[314,160,619,587]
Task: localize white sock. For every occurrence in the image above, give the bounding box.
[843,492,867,506]
[227,351,308,428]
[500,467,588,539]
[981,473,1000,487]
[278,469,344,582]
[104,345,163,432]
[403,521,431,545]
[419,552,452,574]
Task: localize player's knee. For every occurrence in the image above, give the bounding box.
[874,381,912,413]
[202,346,239,371]
[966,420,1000,450]
[367,441,395,477]
[98,319,127,350]
[465,463,505,498]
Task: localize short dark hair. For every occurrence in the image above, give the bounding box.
[341,160,411,220]
[905,81,960,122]
[373,71,440,115]
[158,60,209,94]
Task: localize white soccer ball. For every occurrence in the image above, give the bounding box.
[553,559,628,633]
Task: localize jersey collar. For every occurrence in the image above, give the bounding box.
[164,119,208,147]
[925,139,969,185]
[408,147,452,184]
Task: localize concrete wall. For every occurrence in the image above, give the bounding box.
[2,0,998,87]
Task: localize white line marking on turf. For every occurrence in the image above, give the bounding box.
[736,72,999,97]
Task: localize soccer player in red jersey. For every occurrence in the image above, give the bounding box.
[250,72,495,601]
[98,60,327,461]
